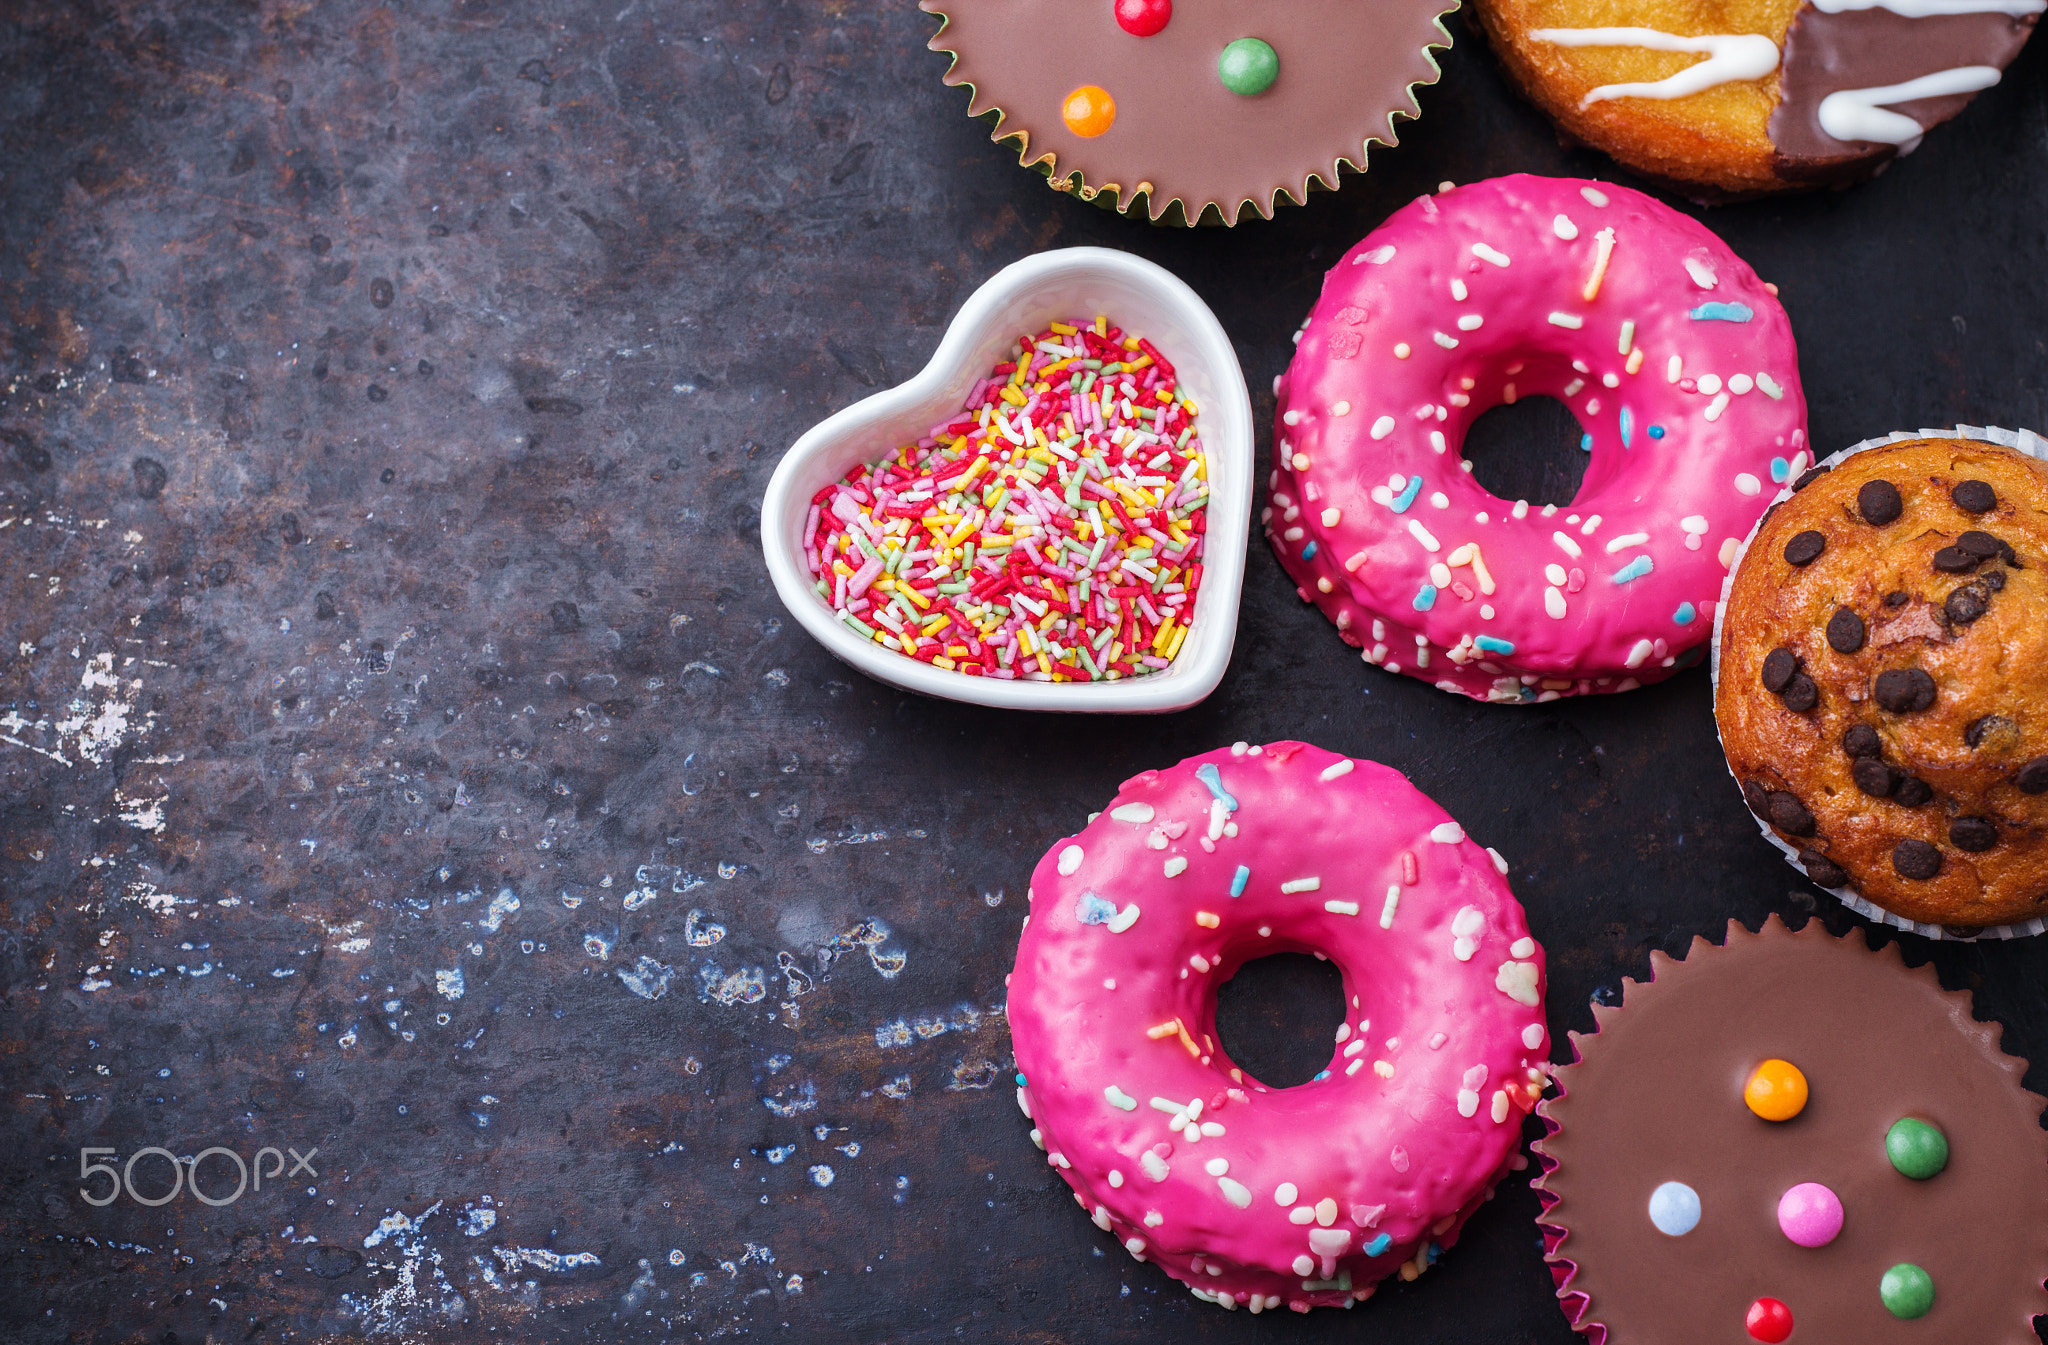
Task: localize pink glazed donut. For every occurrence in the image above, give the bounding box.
[1009,742,1548,1313]
[1267,174,1809,703]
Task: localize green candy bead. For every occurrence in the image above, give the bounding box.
[1886,1117,1950,1179]
[1881,1262,1935,1319]
[1217,38,1279,96]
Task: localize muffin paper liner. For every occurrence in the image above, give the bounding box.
[1708,423,2048,941]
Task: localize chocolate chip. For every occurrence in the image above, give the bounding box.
[1893,776,1934,807]
[1780,674,1819,713]
[1964,715,2012,749]
[1932,546,1980,574]
[1743,779,1773,816]
[1952,480,1997,514]
[1986,569,2007,591]
[1885,590,1910,607]
[1783,531,1827,566]
[1760,647,1799,693]
[1998,539,2021,567]
[1825,607,1866,653]
[1793,465,1832,492]
[1873,668,1937,713]
[2018,757,2048,794]
[1958,530,2003,559]
[1858,480,1904,525]
[1852,758,1897,797]
[1767,792,1817,836]
[1843,724,1883,758]
[1945,585,1988,625]
[1893,839,1943,880]
[1798,848,1849,888]
[1950,816,1998,852]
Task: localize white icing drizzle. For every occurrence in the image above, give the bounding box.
[1812,0,2044,15]
[1528,28,1782,107]
[1817,65,2002,151]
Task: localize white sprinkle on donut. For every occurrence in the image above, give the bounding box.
[1058,844,1083,875]
[1553,214,1578,240]
[1110,802,1155,824]
[1496,960,1541,1007]
[1430,821,1465,844]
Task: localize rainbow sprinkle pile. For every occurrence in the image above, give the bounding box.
[805,316,1209,681]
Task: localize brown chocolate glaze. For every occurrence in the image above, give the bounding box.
[921,0,1457,223]
[1771,6,2038,177]
[1535,917,2048,1345]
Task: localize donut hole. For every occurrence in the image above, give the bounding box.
[1212,952,1347,1089]
[1459,396,1590,508]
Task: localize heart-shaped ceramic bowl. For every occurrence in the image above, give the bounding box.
[761,247,1251,712]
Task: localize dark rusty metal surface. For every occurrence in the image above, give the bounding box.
[3,2,2048,1341]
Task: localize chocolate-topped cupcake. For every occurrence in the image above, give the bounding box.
[1714,432,2048,934]
[920,0,1458,224]
[1534,917,2048,1344]
[1474,0,2040,199]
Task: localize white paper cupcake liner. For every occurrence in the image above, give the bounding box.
[1708,424,2048,941]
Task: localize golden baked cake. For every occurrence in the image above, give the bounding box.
[1715,438,2048,930]
[1474,0,2041,198]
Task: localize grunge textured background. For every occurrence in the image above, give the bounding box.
[3,1,2047,1341]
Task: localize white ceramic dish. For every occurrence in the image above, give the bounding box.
[760,247,1252,713]
[1709,423,2048,941]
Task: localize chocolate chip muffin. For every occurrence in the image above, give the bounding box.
[1715,436,2048,930]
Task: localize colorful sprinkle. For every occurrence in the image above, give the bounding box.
[1647,424,1666,439]
[1301,540,1318,561]
[1673,602,1696,624]
[1112,0,1172,37]
[1688,302,1755,323]
[1775,1181,1843,1247]
[1770,456,1792,483]
[1475,635,1515,655]
[1364,1233,1392,1256]
[1216,37,1279,96]
[1745,1297,1794,1343]
[1194,762,1238,811]
[1880,1263,1935,1319]
[1885,1117,1949,1179]
[1744,1058,1808,1122]
[1413,583,1438,611]
[1229,864,1250,897]
[1390,477,1423,513]
[1062,86,1116,137]
[804,316,1206,683]
[1647,1181,1701,1236]
[1610,555,1654,585]
[1619,406,1634,448]
[1075,891,1118,925]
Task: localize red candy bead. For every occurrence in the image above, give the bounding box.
[1746,1297,1794,1343]
[1114,0,1171,37]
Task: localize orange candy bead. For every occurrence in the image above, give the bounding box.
[1061,85,1116,138]
[1743,1058,1809,1121]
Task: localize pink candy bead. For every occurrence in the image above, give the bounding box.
[1775,1181,1843,1247]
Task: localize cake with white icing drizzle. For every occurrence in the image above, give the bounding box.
[1475,0,2040,196]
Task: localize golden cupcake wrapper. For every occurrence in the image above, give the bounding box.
[1708,423,2048,941]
